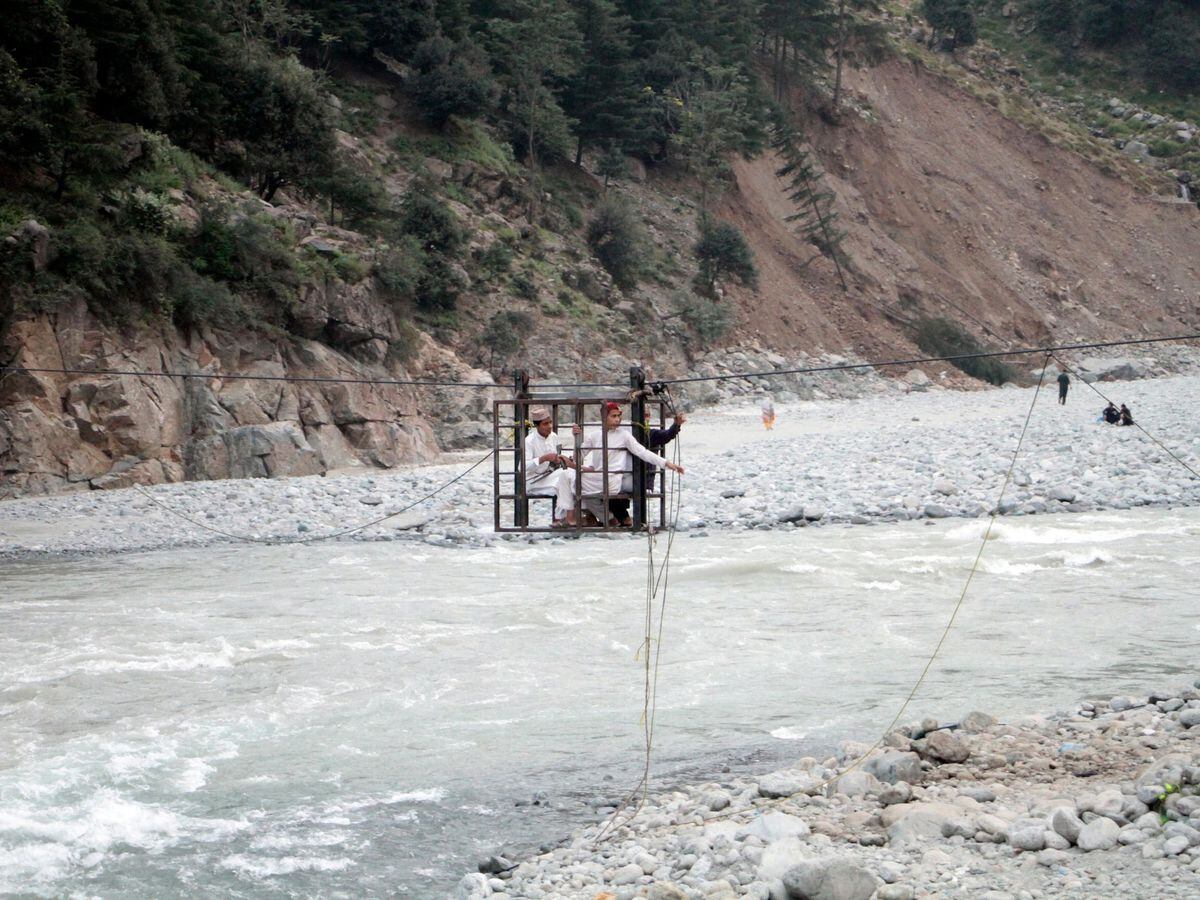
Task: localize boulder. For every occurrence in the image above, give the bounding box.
[1051,807,1084,844]
[923,730,970,763]
[863,751,923,785]
[782,859,878,900]
[1077,816,1120,851]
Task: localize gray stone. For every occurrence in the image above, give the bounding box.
[876,887,914,900]
[781,859,878,900]
[610,862,643,885]
[829,770,880,797]
[863,751,923,785]
[1051,807,1084,844]
[923,730,970,763]
[1047,487,1076,502]
[1164,835,1190,856]
[1179,708,1200,728]
[740,811,811,843]
[923,503,953,518]
[1109,696,1135,712]
[1077,816,1120,851]
[1009,824,1046,851]
[959,711,996,733]
[702,790,731,812]
[778,505,807,524]
[758,772,819,799]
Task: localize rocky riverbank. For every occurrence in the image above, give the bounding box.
[461,683,1200,899]
[1,369,1198,560]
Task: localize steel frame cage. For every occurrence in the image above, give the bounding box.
[492,371,670,534]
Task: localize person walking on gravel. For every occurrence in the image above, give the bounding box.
[1057,371,1070,405]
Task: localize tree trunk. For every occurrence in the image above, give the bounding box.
[833,0,848,111]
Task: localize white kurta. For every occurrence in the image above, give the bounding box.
[579,425,669,495]
[523,430,573,520]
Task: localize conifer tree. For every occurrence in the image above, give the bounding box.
[562,0,638,166]
[772,117,848,291]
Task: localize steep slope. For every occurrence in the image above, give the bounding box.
[721,58,1200,360]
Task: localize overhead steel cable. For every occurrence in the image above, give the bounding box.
[651,332,1200,386]
[3,331,1199,390]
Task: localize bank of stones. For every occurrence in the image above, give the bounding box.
[463,682,1200,898]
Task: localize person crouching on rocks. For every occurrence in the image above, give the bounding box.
[524,405,579,526]
[1119,403,1135,426]
[1102,402,1120,424]
[578,401,685,527]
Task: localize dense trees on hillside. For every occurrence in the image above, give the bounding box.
[0,0,866,329]
[1,0,864,199]
[1026,0,1200,91]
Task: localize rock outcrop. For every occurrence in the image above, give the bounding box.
[0,294,479,498]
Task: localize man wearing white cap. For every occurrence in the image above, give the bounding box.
[523,405,578,525]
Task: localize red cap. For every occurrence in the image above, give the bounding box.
[604,401,621,414]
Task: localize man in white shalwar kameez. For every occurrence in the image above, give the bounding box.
[577,401,685,524]
[523,406,578,525]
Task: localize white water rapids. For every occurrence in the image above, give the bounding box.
[2,506,1198,896]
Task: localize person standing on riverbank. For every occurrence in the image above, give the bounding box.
[1057,371,1070,405]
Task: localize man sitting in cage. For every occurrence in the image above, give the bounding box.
[523,405,580,526]
[577,401,685,526]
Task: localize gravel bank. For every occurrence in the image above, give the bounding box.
[1,374,1197,560]
[461,684,1200,899]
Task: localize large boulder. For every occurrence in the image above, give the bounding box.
[863,751,923,785]
[782,859,879,900]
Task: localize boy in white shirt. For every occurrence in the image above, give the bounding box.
[523,406,578,525]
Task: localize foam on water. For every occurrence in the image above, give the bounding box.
[220,854,354,877]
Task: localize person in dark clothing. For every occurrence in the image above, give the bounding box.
[1057,372,1070,405]
[609,410,687,526]
[1103,402,1120,424]
[1119,404,1134,426]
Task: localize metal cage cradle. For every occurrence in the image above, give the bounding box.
[492,368,672,533]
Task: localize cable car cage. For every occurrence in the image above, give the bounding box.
[493,367,674,533]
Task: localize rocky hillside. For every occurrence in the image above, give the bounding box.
[3,10,1199,498]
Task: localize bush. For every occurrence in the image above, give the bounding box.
[911,316,1017,386]
[398,189,464,256]
[511,271,538,301]
[480,309,533,367]
[415,254,464,312]
[478,241,513,277]
[410,36,494,127]
[586,200,647,291]
[675,291,732,342]
[693,218,757,294]
[374,236,426,302]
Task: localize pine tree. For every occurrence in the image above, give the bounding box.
[486,0,581,221]
[772,117,848,290]
[562,0,638,165]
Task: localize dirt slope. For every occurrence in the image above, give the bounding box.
[722,59,1200,359]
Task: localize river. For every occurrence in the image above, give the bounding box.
[2,506,1197,897]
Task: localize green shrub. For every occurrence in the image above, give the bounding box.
[115,187,172,234]
[694,218,757,294]
[374,236,426,302]
[911,316,1017,386]
[398,189,464,255]
[478,241,514,277]
[480,309,533,366]
[675,291,732,342]
[511,271,538,300]
[587,199,647,291]
[410,36,494,127]
[332,251,368,283]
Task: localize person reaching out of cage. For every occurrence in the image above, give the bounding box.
[577,401,685,527]
[524,405,580,526]
[608,408,688,527]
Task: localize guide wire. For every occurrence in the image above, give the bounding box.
[129,449,495,545]
[591,355,1056,844]
[4,331,1198,391]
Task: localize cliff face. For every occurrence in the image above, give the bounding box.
[4,50,1199,499]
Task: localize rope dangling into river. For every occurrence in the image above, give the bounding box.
[130,449,495,546]
[590,430,685,846]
